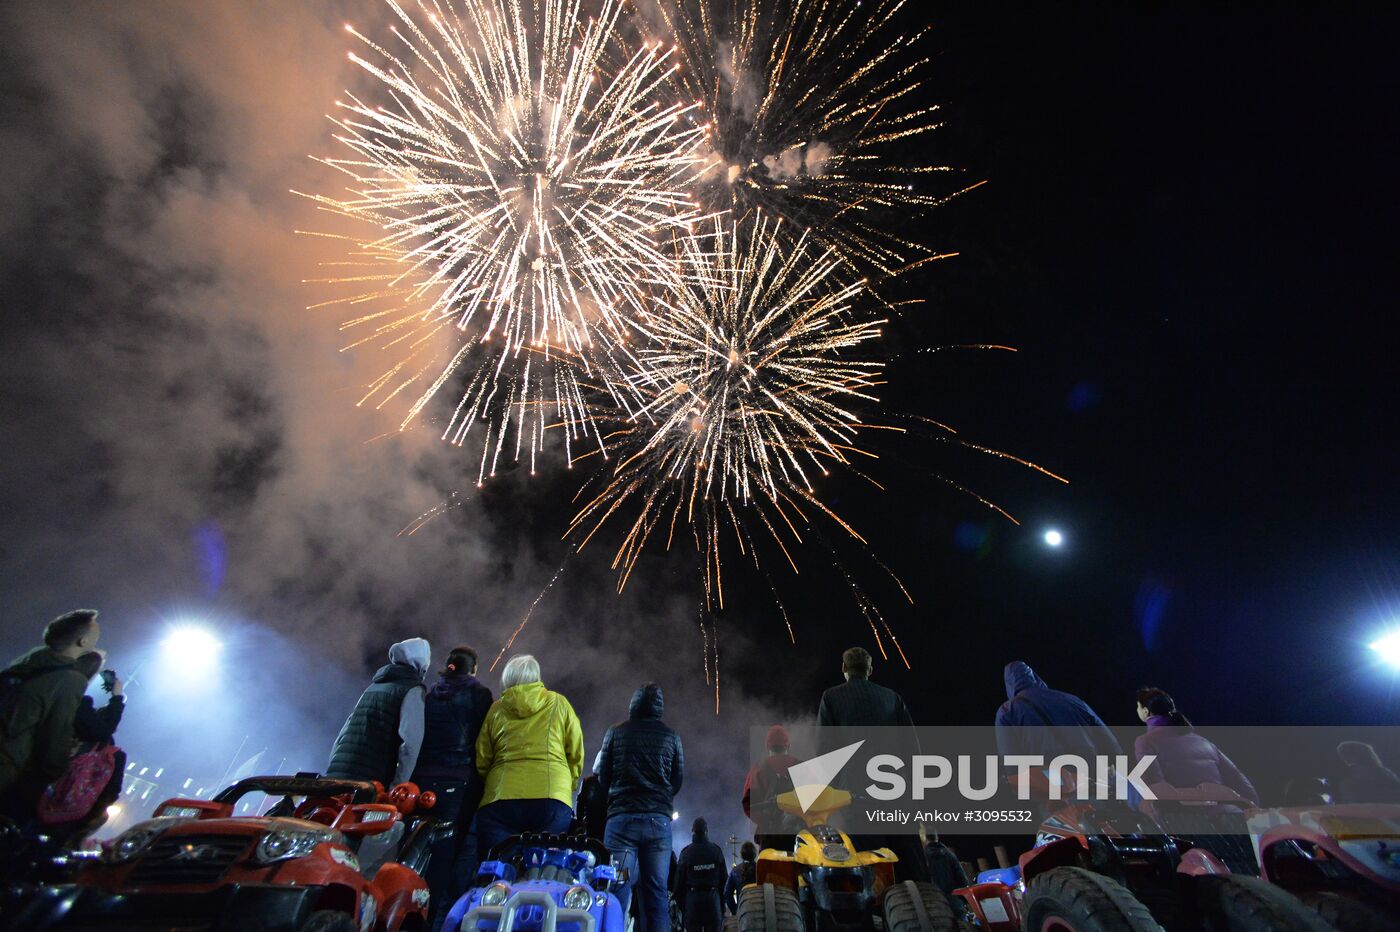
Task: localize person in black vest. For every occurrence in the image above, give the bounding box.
[815,647,928,883]
[413,646,493,932]
[723,841,755,915]
[326,638,430,787]
[675,817,725,932]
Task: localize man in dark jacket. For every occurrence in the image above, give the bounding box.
[995,661,1121,765]
[723,842,756,915]
[817,647,914,728]
[597,683,684,932]
[815,647,927,883]
[675,817,725,932]
[412,646,493,932]
[327,638,430,786]
[0,609,102,822]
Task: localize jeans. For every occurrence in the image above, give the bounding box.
[475,798,573,862]
[416,777,482,932]
[605,813,673,932]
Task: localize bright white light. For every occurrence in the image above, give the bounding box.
[159,626,224,683]
[671,811,679,822]
[106,804,122,818]
[1043,529,1064,547]
[1369,630,1400,670]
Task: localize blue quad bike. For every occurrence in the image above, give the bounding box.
[446,833,628,932]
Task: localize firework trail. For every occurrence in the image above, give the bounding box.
[303,0,711,482]
[634,0,976,275]
[568,211,885,607]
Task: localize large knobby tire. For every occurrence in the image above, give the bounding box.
[1190,875,1332,932]
[298,909,358,932]
[737,883,806,932]
[1022,867,1163,932]
[882,880,961,932]
[1296,890,1392,931]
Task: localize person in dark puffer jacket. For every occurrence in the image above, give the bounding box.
[597,683,684,932]
[326,638,430,787]
[413,645,493,932]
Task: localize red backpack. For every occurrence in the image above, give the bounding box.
[37,744,120,825]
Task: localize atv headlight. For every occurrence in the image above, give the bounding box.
[481,882,512,907]
[563,885,593,910]
[254,827,326,864]
[103,822,166,863]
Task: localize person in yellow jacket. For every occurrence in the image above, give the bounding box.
[475,654,584,859]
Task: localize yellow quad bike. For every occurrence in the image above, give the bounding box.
[731,786,962,932]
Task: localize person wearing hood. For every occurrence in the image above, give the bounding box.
[1132,687,1257,807]
[326,637,430,787]
[994,661,1121,766]
[1,609,102,822]
[474,654,584,859]
[741,725,800,852]
[596,682,684,932]
[675,817,726,932]
[413,645,494,932]
[1334,741,1400,804]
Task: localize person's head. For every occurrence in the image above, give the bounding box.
[1135,686,1190,728]
[501,654,541,691]
[44,609,100,657]
[841,646,872,681]
[629,682,665,720]
[389,637,431,678]
[692,816,707,837]
[444,645,478,677]
[766,724,790,755]
[740,841,756,862]
[73,650,106,681]
[1337,741,1383,769]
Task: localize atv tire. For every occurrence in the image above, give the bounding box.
[1189,875,1331,931]
[1297,890,1392,931]
[882,880,960,932]
[737,883,805,932]
[299,910,358,932]
[1022,867,1162,932]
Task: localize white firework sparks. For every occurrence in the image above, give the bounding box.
[304,0,709,481]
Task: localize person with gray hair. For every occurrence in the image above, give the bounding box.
[474,654,585,859]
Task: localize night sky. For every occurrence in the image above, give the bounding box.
[2,2,1398,841]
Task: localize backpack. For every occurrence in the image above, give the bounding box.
[0,665,67,711]
[37,744,120,825]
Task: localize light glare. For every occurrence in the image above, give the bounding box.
[1369,630,1400,670]
[1043,529,1064,547]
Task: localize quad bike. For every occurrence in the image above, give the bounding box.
[444,832,625,932]
[731,785,961,932]
[2,772,439,932]
[1245,803,1400,929]
[952,775,1332,931]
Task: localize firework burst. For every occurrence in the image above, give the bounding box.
[303,0,710,480]
[635,0,973,275]
[568,211,886,605]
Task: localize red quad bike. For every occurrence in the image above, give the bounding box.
[3,773,439,932]
[1243,803,1400,930]
[951,774,1331,932]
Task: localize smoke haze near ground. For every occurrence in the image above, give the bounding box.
[0,0,809,848]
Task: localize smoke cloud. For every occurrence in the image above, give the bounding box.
[0,0,802,847]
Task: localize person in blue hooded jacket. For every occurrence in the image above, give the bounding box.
[995,661,1121,769]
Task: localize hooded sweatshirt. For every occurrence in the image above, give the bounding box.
[0,647,91,800]
[596,684,684,818]
[994,661,1122,761]
[326,637,429,786]
[475,679,584,808]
